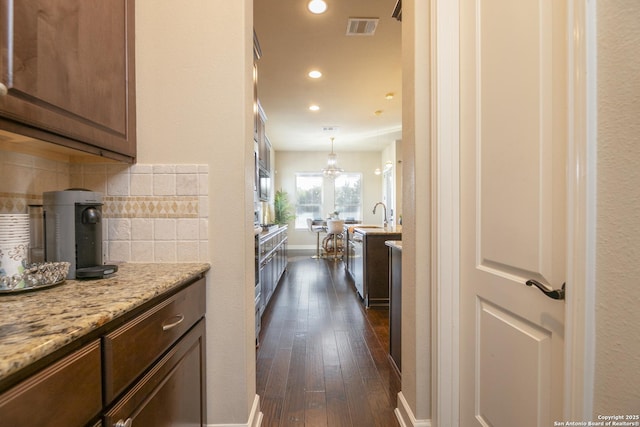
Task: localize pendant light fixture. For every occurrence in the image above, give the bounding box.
[322,137,343,179]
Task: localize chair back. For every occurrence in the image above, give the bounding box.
[306,218,314,232]
[327,219,344,234]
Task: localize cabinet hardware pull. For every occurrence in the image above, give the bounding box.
[0,83,7,96]
[115,418,132,427]
[162,314,185,331]
[525,279,565,300]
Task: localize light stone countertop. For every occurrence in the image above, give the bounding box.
[0,262,210,384]
[385,240,403,251]
[353,225,402,235]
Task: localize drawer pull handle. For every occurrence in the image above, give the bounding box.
[115,418,132,427]
[162,314,185,331]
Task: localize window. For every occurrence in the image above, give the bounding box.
[334,173,362,221]
[295,173,323,229]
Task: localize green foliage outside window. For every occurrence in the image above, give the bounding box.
[274,189,295,225]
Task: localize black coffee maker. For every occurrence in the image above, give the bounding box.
[43,189,117,279]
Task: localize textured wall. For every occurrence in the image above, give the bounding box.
[594,0,640,414]
[136,1,258,424]
[398,0,432,422]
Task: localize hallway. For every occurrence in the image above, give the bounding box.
[256,254,401,427]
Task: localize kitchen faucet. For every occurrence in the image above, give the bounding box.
[372,202,388,227]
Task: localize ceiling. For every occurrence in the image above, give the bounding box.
[253,0,402,152]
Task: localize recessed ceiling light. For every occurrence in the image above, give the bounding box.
[308,0,327,14]
[385,92,395,100]
[374,109,383,116]
[308,70,322,79]
[309,105,320,111]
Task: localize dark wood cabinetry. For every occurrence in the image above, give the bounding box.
[258,226,287,316]
[0,0,136,161]
[253,32,270,173]
[346,229,401,308]
[256,103,269,171]
[0,340,102,426]
[0,276,206,427]
[104,320,206,427]
[104,278,206,426]
[387,242,402,373]
[103,279,206,403]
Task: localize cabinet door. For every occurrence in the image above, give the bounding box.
[259,263,266,314]
[389,247,402,372]
[363,234,401,307]
[0,0,136,160]
[0,340,102,427]
[103,278,206,403]
[104,320,206,427]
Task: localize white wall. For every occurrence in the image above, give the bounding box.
[398,0,432,422]
[274,150,385,248]
[136,0,257,424]
[593,0,640,414]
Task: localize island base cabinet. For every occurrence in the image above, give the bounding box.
[357,231,401,308]
[0,340,102,427]
[104,320,206,427]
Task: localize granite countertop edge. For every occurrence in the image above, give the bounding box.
[353,225,403,235]
[0,262,210,383]
[385,240,403,250]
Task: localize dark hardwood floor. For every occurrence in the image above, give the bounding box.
[257,253,401,427]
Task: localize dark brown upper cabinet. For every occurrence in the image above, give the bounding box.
[0,0,136,162]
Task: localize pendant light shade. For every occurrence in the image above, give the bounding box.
[322,137,343,179]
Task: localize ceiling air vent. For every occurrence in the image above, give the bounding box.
[346,18,379,36]
[392,0,402,21]
[322,126,340,133]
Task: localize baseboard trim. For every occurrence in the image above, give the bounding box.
[206,394,263,427]
[250,394,263,427]
[395,392,432,427]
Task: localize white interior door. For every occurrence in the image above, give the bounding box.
[459,1,567,426]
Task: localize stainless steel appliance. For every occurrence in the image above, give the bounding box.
[258,167,270,201]
[352,232,364,299]
[43,189,117,279]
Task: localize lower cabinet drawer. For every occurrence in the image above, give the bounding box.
[0,340,102,427]
[104,319,206,427]
[103,278,206,403]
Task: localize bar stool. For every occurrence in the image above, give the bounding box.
[324,219,345,261]
[307,218,326,259]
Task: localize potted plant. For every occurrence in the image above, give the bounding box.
[274,189,295,225]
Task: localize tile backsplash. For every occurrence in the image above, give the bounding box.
[0,149,209,263]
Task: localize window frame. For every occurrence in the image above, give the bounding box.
[333,172,362,222]
[294,172,324,229]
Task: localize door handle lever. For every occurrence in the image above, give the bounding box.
[525,279,565,300]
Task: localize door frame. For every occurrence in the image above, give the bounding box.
[431,0,597,424]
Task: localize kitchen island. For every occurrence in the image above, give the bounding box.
[0,262,210,426]
[345,225,401,307]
